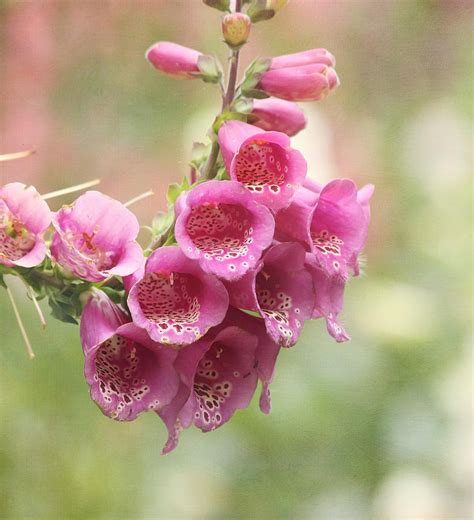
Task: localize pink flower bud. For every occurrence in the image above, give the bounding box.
[250,98,307,136]
[257,48,339,102]
[222,13,251,48]
[145,41,202,79]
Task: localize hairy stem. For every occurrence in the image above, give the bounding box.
[201,0,242,180]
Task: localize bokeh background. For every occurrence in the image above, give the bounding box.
[0,1,472,518]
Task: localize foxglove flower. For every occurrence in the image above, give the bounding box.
[146,42,202,79]
[128,246,229,346]
[175,180,274,280]
[224,306,281,414]
[51,191,143,282]
[276,180,373,280]
[218,121,307,211]
[0,182,51,268]
[250,98,307,137]
[80,290,179,421]
[257,49,339,102]
[225,242,314,347]
[306,255,349,343]
[159,324,259,454]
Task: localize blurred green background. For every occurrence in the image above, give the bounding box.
[0,1,472,519]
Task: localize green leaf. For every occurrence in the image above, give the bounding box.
[166,176,190,205]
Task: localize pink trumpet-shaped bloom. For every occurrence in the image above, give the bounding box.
[224,307,281,414]
[159,325,259,454]
[269,48,336,69]
[127,246,229,346]
[80,290,179,421]
[276,180,373,280]
[218,121,307,211]
[146,41,202,79]
[251,98,307,137]
[225,242,314,347]
[51,191,143,282]
[257,48,339,102]
[258,64,339,102]
[175,180,274,281]
[0,182,51,268]
[306,255,349,343]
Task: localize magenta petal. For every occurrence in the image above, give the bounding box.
[128,246,229,346]
[226,242,314,347]
[80,291,179,421]
[274,188,316,245]
[158,325,259,453]
[270,48,336,69]
[309,179,367,279]
[106,241,144,277]
[224,307,280,414]
[158,338,209,454]
[306,255,350,343]
[218,120,262,172]
[0,182,51,234]
[0,183,51,268]
[175,180,274,281]
[218,121,307,211]
[190,326,258,432]
[251,98,307,137]
[51,191,142,282]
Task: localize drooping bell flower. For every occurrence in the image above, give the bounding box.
[0,182,51,268]
[275,179,373,280]
[174,180,274,281]
[257,49,339,102]
[250,98,307,137]
[305,254,349,343]
[225,242,314,347]
[51,191,143,282]
[80,290,179,421]
[146,42,202,79]
[158,324,259,454]
[127,246,229,346]
[224,306,281,414]
[217,121,307,211]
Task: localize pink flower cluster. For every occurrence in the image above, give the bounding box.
[0,39,372,454]
[77,120,372,453]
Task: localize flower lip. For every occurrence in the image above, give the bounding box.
[127,245,229,346]
[225,241,314,347]
[175,180,275,281]
[80,290,180,422]
[158,323,259,453]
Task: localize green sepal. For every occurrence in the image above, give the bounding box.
[231,97,254,114]
[239,57,271,94]
[202,0,230,11]
[190,142,210,171]
[196,54,224,84]
[166,177,190,206]
[212,111,248,134]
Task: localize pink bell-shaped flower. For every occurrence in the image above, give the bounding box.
[127,246,229,346]
[0,182,51,268]
[218,121,307,211]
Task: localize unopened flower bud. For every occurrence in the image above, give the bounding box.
[222,13,251,48]
[247,0,288,22]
